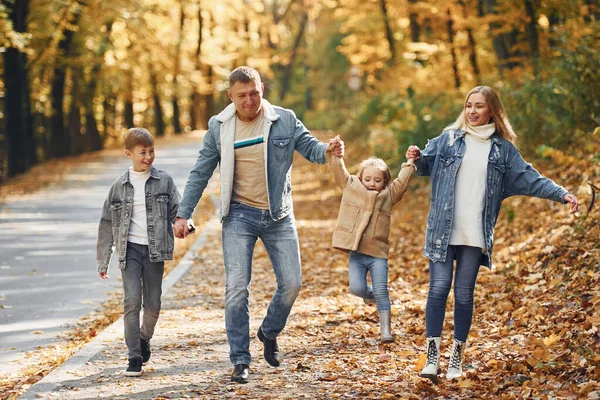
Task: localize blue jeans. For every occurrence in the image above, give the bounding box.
[425,245,481,342]
[221,202,302,365]
[122,242,164,360]
[348,252,390,311]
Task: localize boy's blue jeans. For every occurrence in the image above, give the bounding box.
[426,245,481,342]
[122,242,164,361]
[348,251,390,311]
[221,202,302,366]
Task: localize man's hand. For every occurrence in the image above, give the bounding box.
[406,145,421,160]
[564,193,579,213]
[173,217,189,238]
[328,135,345,158]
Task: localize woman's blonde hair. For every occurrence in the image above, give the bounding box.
[358,158,391,188]
[450,86,517,144]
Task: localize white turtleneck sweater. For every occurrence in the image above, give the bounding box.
[449,122,495,249]
[128,168,151,245]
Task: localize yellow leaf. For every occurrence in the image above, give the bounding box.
[543,334,560,347]
[414,353,427,371]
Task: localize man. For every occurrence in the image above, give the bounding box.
[174,66,343,383]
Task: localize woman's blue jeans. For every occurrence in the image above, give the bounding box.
[221,202,302,366]
[348,251,390,311]
[426,245,481,342]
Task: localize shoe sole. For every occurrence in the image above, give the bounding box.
[380,338,395,344]
[231,376,249,384]
[124,371,142,377]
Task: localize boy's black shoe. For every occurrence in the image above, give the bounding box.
[141,339,151,365]
[231,364,249,383]
[124,358,143,377]
[257,327,281,367]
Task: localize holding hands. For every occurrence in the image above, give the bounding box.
[328,135,345,158]
[564,193,579,213]
[406,145,421,161]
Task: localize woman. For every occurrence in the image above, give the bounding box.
[407,86,578,380]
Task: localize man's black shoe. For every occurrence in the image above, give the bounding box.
[257,327,281,367]
[141,339,151,365]
[231,363,249,383]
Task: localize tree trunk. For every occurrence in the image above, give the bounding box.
[49,4,84,158]
[172,1,184,134]
[124,69,134,128]
[458,0,480,82]
[379,0,396,65]
[408,0,421,42]
[2,0,36,178]
[200,65,215,129]
[481,0,521,72]
[523,0,539,76]
[279,13,308,102]
[149,67,165,137]
[447,7,461,89]
[68,77,83,155]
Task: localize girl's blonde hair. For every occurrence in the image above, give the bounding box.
[358,158,391,188]
[450,86,517,144]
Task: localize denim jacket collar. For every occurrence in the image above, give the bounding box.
[119,165,161,185]
[215,99,280,124]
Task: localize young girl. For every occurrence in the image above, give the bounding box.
[408,86,578,380]
[327,138,416,343]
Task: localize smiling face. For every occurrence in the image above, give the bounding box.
[127,145,155,172]
[465,92,491,127]
[228,80,264,122]
[359,166,386,192]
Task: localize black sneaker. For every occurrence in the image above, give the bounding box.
[141,339,151,365]
[124,358,143,377]
[257,327,281,367]
[231,363,249,383]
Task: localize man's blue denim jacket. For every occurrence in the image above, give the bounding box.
[177,100,327,222]
[97,166,180,273]
[415,128,568,268]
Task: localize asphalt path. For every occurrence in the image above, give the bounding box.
[0,136,203,376]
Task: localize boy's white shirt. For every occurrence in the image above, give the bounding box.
[127,168,151,245]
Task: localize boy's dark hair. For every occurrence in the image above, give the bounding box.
[123,128,154,150]
[229,66,261,88]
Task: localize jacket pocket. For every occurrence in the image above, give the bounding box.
[109,202,123,227]
[156,194,170,218]
[271,137,291,162]
[336,202,360,232]
[372,210,391,245]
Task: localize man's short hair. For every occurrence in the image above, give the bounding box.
[123,128,154,150]
[229,66,262,88]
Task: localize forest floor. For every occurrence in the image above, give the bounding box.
[2,133,600,399]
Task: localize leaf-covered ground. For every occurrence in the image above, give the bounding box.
[3,136,600,399]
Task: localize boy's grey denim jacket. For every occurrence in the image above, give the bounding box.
[97,166,180,273]
[177,99,327,222]
[415,128,568,268]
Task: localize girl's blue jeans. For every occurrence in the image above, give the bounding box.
[348,251,390,311]
[426,245,481,342]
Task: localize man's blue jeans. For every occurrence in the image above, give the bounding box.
[348,251,390,311]
[221,202,302,366]
[426,245,481,342]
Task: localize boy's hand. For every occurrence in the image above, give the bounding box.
[328,135,344,158]
[99,272,108,280]
[406,145,421,160]
[174,217,189,238]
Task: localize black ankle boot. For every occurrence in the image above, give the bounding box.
[257,327,281,367]
[231,363,249,383]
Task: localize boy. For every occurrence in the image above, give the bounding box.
[97,128,180,376]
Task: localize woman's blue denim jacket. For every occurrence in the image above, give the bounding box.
[96,166,180,273]
[415,128,568,268]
